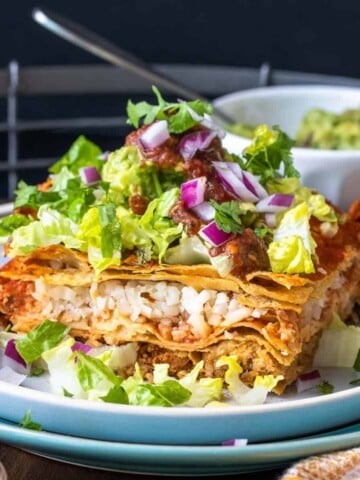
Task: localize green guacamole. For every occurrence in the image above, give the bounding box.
[229,107,360,150]
[295,108,360,149]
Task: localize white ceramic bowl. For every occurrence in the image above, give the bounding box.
[214,85,360,209]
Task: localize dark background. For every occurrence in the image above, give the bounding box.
[1,0,360,77]
[1,0,360,198]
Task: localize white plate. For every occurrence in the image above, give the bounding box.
[0,367,358,445]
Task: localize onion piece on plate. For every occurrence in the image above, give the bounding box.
[296,370,322,393]
[256,193,294,213]
[180,177,207,208]
[179,130,217,160]
[79,166,102,185]
[241,171,268,199]
[222,438,248,447]
[3,339,30,375]
[0,366,27,386]
[139,120,170,149]
[192,201,215,222]
[212,162,258,202]
[71,341,92,355]
[199,221,232,246]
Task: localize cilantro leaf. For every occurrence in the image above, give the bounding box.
[240,125,299,184]
[63,387,74,398]
[127,100,154,128]
[350,378,360,386]
[316,381,334,395]
[14,181,61,210]
[126,86,213,134]
[49,135,103,174]
[353,349,360,372]
[19,410,42,431]
[210,200,244,234]
[100,385,129,404]
[254,227,271,238]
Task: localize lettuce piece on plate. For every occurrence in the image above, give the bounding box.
[216,356,281,405]
[313,314,360,368]
[268,202,315,274]
[49,135,103,175]
[121,363,191,407]
[9,206,83,256]
[153,361,223,407]
[139,188,183,261]
[76,204,121,273]
[16,320,69,364]
[42,338,83,397]
[0,214,33,244]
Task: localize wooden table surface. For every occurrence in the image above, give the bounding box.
[0,444,286,479]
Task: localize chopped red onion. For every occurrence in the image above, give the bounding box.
[179,130,217,160]
[256,194,294,213]
[225,163,267,200]
[222,438,248,447]
[296,370,322,393]
[201,114,226,139]
[264,213,277,228]
[139,120,170,150]
[180,177,207,208]
[79,166,102,185]
[191,201,215,222]
[0,366,27,386]
[98,151,110,161]
[71,341,92,355]
[212,163,258,202]
[241,171,268,199]
[199,221,232,246]
[3,339,30,375]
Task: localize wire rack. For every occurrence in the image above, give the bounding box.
[2,61,360,201]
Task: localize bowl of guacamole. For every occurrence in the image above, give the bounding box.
[214,85,360,209]
[230,107,360,150]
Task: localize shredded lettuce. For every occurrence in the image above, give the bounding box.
[14,181,61,211]
[0,214,33,244]
[76,205,121,273]
[164,235,210,265]
[9,206,83,256]
[42,338,83,397]
[216,356,280,405]
[313,314,360,368]
[116,206,152,252]
[49,135,103,174]
[268,202,315,274]
[120,363,191,407]
[268,236,314,274]
[16,320,69,364]
[152,361,223,407]
[139,188,183,261]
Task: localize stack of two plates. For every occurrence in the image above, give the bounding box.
[0,367,359,475]
[0,203,359,475]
